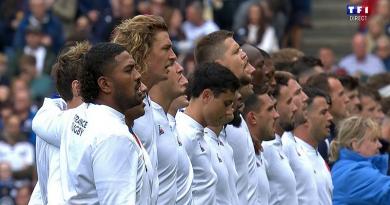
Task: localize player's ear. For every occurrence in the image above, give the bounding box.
[97,76,112,94]
[201,89,213,104]
[71,80,80,97]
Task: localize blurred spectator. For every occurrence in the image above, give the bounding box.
[180,52,196,78]
[150,0,167,16]
[51,0,77,38]
[375,35,390,71]
[14,185,31,205]
[0,105,13,130]
[266,0,291,42]
[366,15,386,53]
[163,7,188,54]
[236,2,279,53]
[10,79,29,96]
[13,0,64,54]
[354,0,379,32]
[18,55,53,102]
[0,0,27,52]
[0,54,10,86]
[338,75,361,116]
[233,0,259,31]
[9,25,56,78]
[136,0,152,15]
[165,0,192,13]
[11,89,37,145]
[77,0,111,23]
[0,114,34,180]
[234,0,290,44]
[376,0,390,36]
[182,1,219,50]
[318,47,339,73]
[93,0,136,43]
[0,161,15,205]
[283,0,312,49]
[339,33,386,77]
[0,86,11,107]
[66,15,94,43]
[212,0,246,30]
[330,116,389,204]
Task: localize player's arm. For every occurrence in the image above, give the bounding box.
[32,98,67,147]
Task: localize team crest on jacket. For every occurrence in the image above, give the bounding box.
[158,125,164,135]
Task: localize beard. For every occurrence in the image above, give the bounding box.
[280,120,294,132]
[294,112,307,127]
[240,75,252,86]
[227,109,242,127]
[114,90,141,113]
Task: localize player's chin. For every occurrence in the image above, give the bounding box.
[223,115,234,125]
[136,105,145,117]
[135,93,145,104]
[133,102,146,117]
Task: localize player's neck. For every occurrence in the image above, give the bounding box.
[67,97,83,109]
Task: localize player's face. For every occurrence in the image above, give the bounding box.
[308,97,333,141]
[144,31,177,87]
[111,51,145,113]
[276,85,297,132]
[345,89,361,115]
[289,79,308,126]
[204,90,236,126]
[360,96,385,124]
[163,62,188,98]
[255,94,279,141]
[219,37,253,85]
[329,77,349,119]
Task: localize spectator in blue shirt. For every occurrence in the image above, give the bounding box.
[330,116,390,205]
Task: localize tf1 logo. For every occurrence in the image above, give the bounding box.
[346,5,369,21]
[346,5,369,15]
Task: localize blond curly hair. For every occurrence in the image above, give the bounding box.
[111,15,168,73]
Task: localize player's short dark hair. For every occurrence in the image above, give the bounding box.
[186,62,240,98]
[80,42,127,103]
